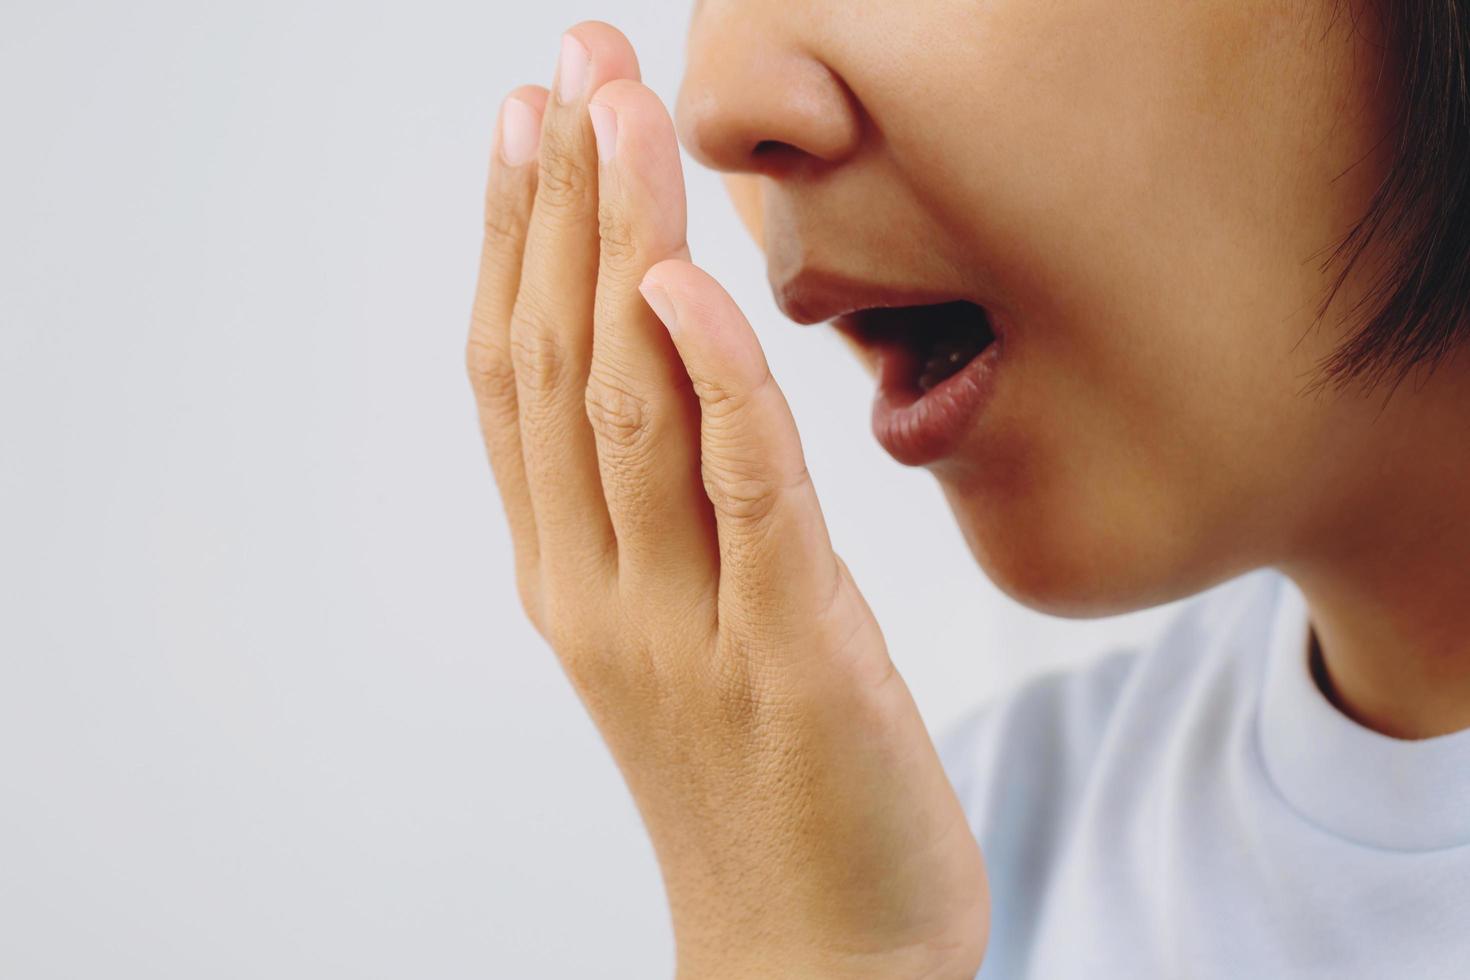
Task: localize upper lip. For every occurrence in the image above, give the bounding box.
[771,268,973,326]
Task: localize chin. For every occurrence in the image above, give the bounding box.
[939,476,1205,620]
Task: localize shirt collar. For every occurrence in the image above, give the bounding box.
[1257,573,1470,851]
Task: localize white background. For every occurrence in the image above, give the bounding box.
[0,2,1181,976]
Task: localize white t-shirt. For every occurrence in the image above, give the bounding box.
[939,569,1470,979]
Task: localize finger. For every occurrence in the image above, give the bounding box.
[637,259,843,627]
[583,80,718,605]
[510,22,639,588]
[467,85,549,611]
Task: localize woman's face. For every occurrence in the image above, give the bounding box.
[676,1,1400,615]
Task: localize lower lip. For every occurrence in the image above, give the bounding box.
[869,335,1004,466]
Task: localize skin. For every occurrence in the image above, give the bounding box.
[675,0,1470,737]
[470,4,1470,975]
[471,26,983,977]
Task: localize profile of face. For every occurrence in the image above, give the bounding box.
[676,0,1409,616]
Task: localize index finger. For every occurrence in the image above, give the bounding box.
[639,259,844,629]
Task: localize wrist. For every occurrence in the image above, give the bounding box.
[675,938,982,980]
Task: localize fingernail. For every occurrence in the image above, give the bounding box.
[557,33,590,104]
[499,97,539,167]
[639,281,680,335]
[588,103,618,163]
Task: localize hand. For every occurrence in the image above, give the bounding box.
[467,22,987,979]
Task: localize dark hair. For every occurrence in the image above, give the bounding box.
[1317,3,1470,393]
[1314,1,1469,392]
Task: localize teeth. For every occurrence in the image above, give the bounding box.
[852,300,994,394]
[917,339,984,392]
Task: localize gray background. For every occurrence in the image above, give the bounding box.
[0,2,1180,976]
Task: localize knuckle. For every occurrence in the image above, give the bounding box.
[541,608,617,691]
[692,379,745,419]
[584,372,658,460]
[534,573,590,637]
[542,611,586,662]
[693,369,771,423]
[482,201,526,254]
[703,463,803,529]
[507,310,574,397]
[465,336,517,406]
[535,132,595,213]
[597,205,640,269]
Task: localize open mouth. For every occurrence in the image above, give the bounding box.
[836,301,997,395]
[773,268,1006,464]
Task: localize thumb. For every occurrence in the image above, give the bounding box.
[638,258,842,631]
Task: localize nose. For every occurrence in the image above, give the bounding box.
[676,3,863,176]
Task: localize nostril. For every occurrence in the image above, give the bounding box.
[748,139,814,175]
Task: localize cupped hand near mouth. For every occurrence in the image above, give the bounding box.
[467,21,988,979]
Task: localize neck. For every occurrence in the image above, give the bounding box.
[1294,549,1470,740]
[1285,356,1470,740]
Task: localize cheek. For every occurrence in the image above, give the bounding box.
[937,262,1331,616]
[722,174,764,245]
[881,2,1387,611]
[868,0,1381,369]
[940,255,1329,613]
